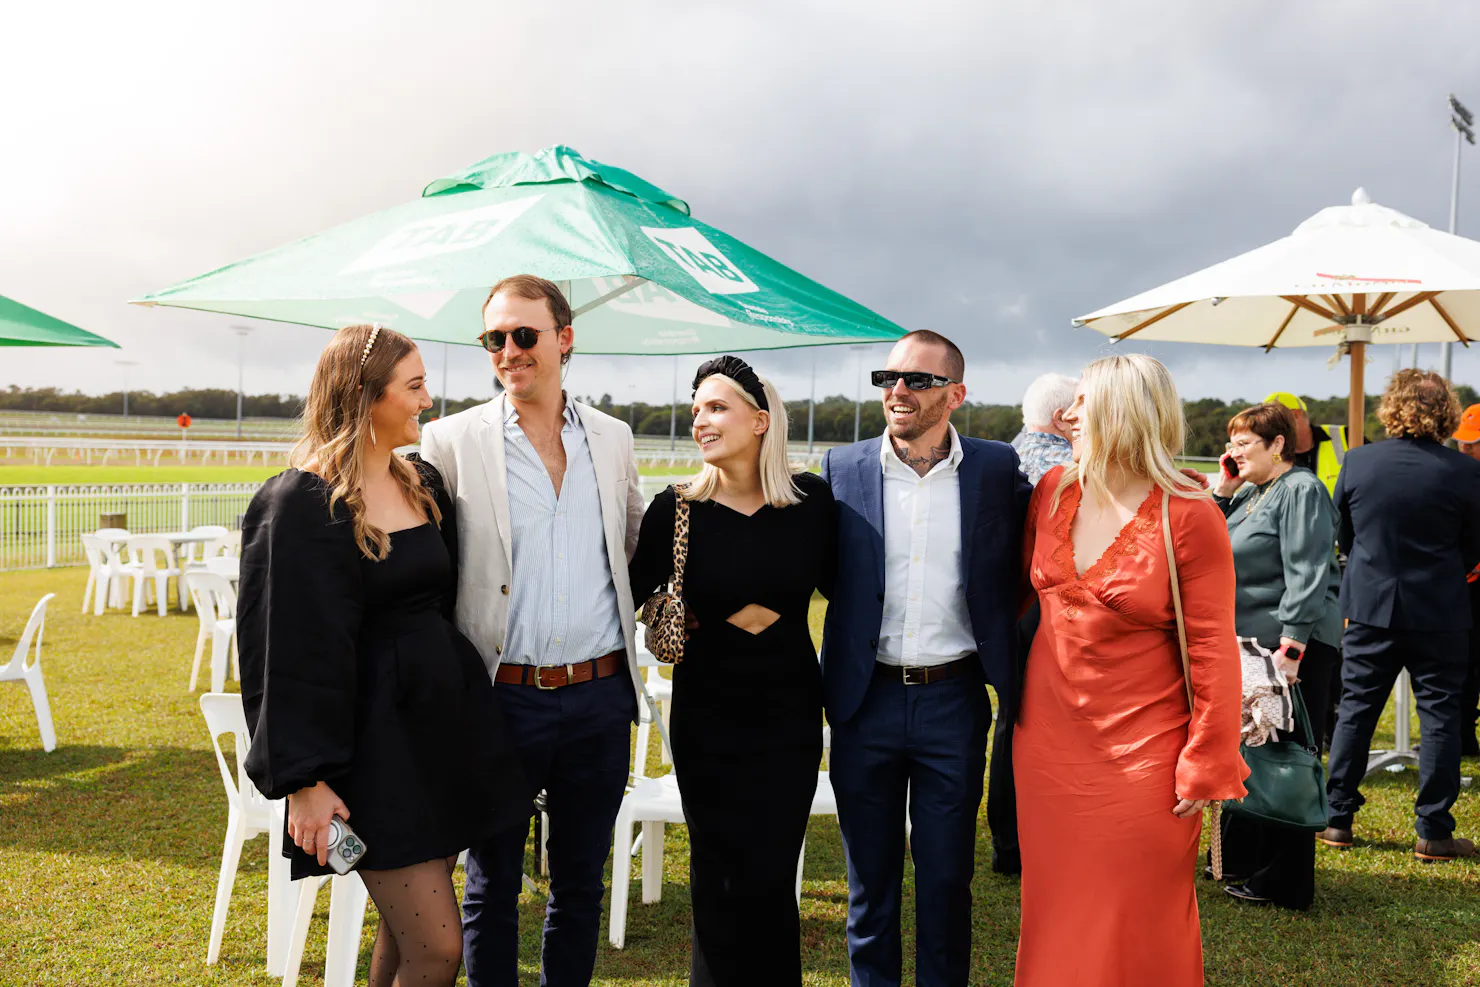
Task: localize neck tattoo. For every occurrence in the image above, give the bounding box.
[892,436,951,476]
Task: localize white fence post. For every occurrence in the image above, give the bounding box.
[45,485,57,568]
[180,482,190,530]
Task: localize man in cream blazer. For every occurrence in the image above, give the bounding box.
[420,275,645,987]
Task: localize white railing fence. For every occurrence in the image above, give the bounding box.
[0,484,261,571]
[1,479,676,572]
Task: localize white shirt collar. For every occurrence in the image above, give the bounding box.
[880,425,964,477]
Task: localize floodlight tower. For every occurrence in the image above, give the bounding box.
[1442,94,1474,383]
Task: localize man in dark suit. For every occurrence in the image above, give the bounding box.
[821,330,1032,987]
[1321,370,1480,862]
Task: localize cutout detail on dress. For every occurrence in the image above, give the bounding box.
[726,604,781,635]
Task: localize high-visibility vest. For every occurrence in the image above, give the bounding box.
[1316,424,1347,498]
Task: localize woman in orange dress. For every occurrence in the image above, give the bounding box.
[1014,354,1249,987]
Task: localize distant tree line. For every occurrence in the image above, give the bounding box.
[6,383,1476,457]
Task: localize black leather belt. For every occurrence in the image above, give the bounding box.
[874,654,978,686]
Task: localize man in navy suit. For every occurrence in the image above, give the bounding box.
[821,330,1032,987]
[1321,370,1480,862]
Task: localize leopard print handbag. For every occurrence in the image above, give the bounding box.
[639,488,691,664]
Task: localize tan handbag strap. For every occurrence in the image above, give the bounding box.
[1161,488,1223,878]
[1160,490,1194,710]
[670,488,690,597]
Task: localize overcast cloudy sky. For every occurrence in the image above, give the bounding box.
[6,0,1480,413]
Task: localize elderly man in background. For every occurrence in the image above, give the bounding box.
[1456,404,1480,758]
[1010,373,1077,485]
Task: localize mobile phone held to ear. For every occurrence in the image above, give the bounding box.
[1220,454,1239,479]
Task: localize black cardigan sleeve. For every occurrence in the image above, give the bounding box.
[239,471,364,801]
[628,485,678,607]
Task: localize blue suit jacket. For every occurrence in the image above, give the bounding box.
[1333,436,1480,630]
[820,436,1033,725]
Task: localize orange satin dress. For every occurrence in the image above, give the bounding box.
[1013,467,1248,987]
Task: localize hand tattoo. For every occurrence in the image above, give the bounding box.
[891,437,951,477]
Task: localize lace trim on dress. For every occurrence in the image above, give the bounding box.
[1053,483,1162,619]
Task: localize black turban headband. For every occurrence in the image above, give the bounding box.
[692,355,769,411]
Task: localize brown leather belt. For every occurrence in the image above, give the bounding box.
[495,651,626,690]
[873,654,978,686]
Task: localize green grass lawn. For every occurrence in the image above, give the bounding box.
[1,567,1477,985]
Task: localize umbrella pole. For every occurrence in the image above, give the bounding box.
[1348,341,1366,447]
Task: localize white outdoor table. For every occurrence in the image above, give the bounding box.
[94,531,214,611]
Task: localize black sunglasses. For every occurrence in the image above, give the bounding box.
[871,370,959,390]
[478,327,557,353]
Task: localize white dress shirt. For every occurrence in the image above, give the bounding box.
[502,396,626,666]
[876,426,975,667]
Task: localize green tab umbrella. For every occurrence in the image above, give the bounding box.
[0,294,117,347]
[135,145,905,353]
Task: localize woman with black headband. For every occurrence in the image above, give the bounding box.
[629,355,835,986]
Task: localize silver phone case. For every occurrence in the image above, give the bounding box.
[324,817,368,874]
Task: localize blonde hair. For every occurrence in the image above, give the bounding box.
[681,373,803,508]
[290,324,440,560]
[1051,353,1205,514]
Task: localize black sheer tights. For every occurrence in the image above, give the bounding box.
[364,855,463,987]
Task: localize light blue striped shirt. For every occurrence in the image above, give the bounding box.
[503,397,626,667]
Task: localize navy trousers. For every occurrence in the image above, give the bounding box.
[1326,622,1469,841]
[830,668,991,987]
[462,672,635,987]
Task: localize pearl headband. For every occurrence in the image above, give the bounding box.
[359,323,382,372]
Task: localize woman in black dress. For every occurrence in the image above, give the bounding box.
[629,355,834,986]
[238,324,526,987]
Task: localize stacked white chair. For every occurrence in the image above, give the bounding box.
[126,534,184,616]
[79,534,109,615]
[199,693,295,972]
[92,528,136,614]
[188,572,239,693]
[0,594,57,752]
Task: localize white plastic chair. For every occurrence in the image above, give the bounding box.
[607,679,839,949]
[180,526,232,611]
[1,594,57,751]
[80,534,109,615]
[126,534,184,617]
[199,693,295,970]
[633,659,674,775]
[188,572,239,692]
[93,529,136,614]
[280,871,369,987]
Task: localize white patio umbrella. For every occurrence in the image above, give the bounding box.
[1075,188,1480,445]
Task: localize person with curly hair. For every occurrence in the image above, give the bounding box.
[1321,370,1480,862]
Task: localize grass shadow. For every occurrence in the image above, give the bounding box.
[0,743,227,869]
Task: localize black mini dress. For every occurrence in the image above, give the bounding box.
[238,463,528,879]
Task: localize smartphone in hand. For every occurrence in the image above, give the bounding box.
[1220,453,1240,479]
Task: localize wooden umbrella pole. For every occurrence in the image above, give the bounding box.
[1348,341,1366,446]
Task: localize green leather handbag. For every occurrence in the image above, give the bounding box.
[1223,684,1330,831]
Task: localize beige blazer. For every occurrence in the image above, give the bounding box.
[419,393,646,709]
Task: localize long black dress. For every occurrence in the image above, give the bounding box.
[238,464,528,879]
[628,472,834,987]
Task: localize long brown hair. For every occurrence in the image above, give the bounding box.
[290,324,440,560]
